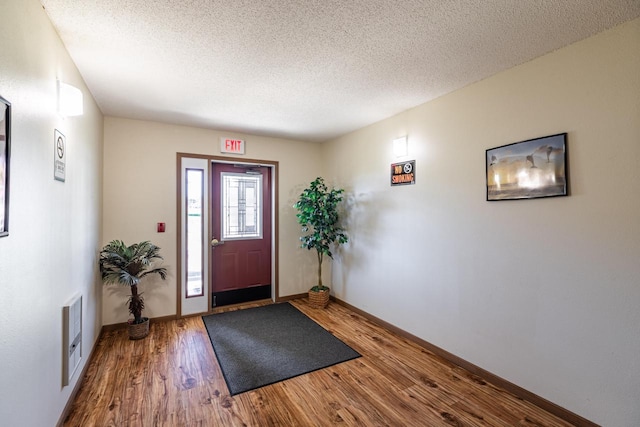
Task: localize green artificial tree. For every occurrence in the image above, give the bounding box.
[294,177,348,293]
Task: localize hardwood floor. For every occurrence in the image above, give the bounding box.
[63,299,577,426]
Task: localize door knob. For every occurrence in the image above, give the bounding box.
[211,238,225,247]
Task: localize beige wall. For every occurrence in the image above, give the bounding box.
[102,117,324,324]
[322,18,640,427]
[2,1,635,425]
[0,1,104,426]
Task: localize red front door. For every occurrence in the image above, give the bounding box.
[211,163,272,306]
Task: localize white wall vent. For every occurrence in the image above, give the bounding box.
[62,294,82,386]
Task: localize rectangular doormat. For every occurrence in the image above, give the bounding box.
[202,302,361,395]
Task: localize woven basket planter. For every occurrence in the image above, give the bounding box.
[128,318,150,340]
[308,288,330,309]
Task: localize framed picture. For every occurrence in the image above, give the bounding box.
[486,133,567,201]
[0,95,10,237]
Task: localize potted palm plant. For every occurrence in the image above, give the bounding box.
[99,240,168,339]
[294,177,348,308]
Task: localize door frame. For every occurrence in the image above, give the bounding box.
[176,153,279,317]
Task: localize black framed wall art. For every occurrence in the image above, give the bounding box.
[0,95,10,237]
[486,133,567,201]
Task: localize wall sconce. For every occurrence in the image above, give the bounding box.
[57,81,83,117]
[392,136,408,157]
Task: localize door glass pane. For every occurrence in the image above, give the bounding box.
[186,169,204,298]
[221,172,262,240]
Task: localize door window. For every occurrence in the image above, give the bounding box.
[221,173,262,240]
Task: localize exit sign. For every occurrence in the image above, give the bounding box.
[220,137,245,154]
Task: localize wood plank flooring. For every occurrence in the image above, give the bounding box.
[63,299,576,426]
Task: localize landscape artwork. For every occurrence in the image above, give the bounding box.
[486,133,567,201]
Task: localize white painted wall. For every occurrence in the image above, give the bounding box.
[102,117,324,325]
[0,1,104,426]
[322,18,640,427]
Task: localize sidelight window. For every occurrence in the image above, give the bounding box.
[185,168,204,298]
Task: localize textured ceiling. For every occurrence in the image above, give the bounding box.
[40,0,640,142]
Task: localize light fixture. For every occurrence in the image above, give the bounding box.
[57,81,83,117]
[392,136,408,157]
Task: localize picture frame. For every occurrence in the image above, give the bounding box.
[0,95,10,237]
[486,133,567,201]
